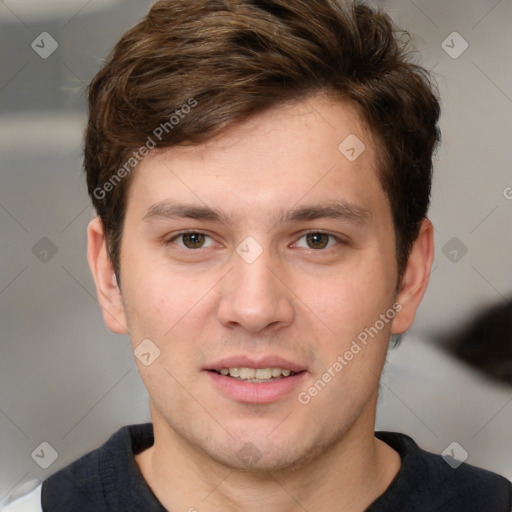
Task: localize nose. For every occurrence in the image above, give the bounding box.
[217,248,295,334]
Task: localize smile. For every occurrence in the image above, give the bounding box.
[214,367,297,382]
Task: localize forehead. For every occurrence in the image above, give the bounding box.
[126,94,387,222]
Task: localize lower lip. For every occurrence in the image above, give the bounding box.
[206,370,307,404]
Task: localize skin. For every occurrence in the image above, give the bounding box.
[88,92,434,512]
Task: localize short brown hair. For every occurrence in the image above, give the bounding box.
[85,0,440,281]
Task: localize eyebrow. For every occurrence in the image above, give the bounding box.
[142,199,371,226]
[142,201,229,224]
[279,201,371,225]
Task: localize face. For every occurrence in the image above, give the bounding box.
[90,93,430,473]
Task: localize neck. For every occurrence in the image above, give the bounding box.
[135,399,401,512]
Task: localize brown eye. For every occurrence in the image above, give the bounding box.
[306,232,330,249]
[181,233,206,249]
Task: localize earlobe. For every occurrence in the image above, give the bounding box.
[87,217,128,334]
[391,218,434,334]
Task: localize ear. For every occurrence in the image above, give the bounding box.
[87,217,128,334]
[392,218,434,334]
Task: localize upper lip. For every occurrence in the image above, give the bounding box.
[204,356,307,373]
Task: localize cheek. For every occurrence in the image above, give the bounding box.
[299,263,395,414]
[302,257,394,340]
[121,251,206,338]
[123,281,171,341]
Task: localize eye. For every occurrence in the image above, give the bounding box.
[168,232,216,249]
[294,232,339,250]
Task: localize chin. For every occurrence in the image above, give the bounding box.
[214,448,302,473]
[204,434,333,475]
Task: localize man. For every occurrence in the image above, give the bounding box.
[4,0,511,510]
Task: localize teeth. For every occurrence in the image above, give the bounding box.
[218,367,296,380]
[239,367,255,379]
[255,368,272,380]
[271,368,281,378]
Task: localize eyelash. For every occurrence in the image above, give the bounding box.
[165,230,345,250]
[164,230,215,248]
[292,231,343,250]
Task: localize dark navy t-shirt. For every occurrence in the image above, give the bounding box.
[41,423,512,511]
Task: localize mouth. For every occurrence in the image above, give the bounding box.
[210,367,300,383]
[204,357,307,403]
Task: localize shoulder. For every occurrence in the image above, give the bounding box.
[376,432,512,511]
[2,423,154,512]
[1,443,106,512]
[40,423,153,511]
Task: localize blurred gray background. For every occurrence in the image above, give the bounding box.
[1,0,511,503]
